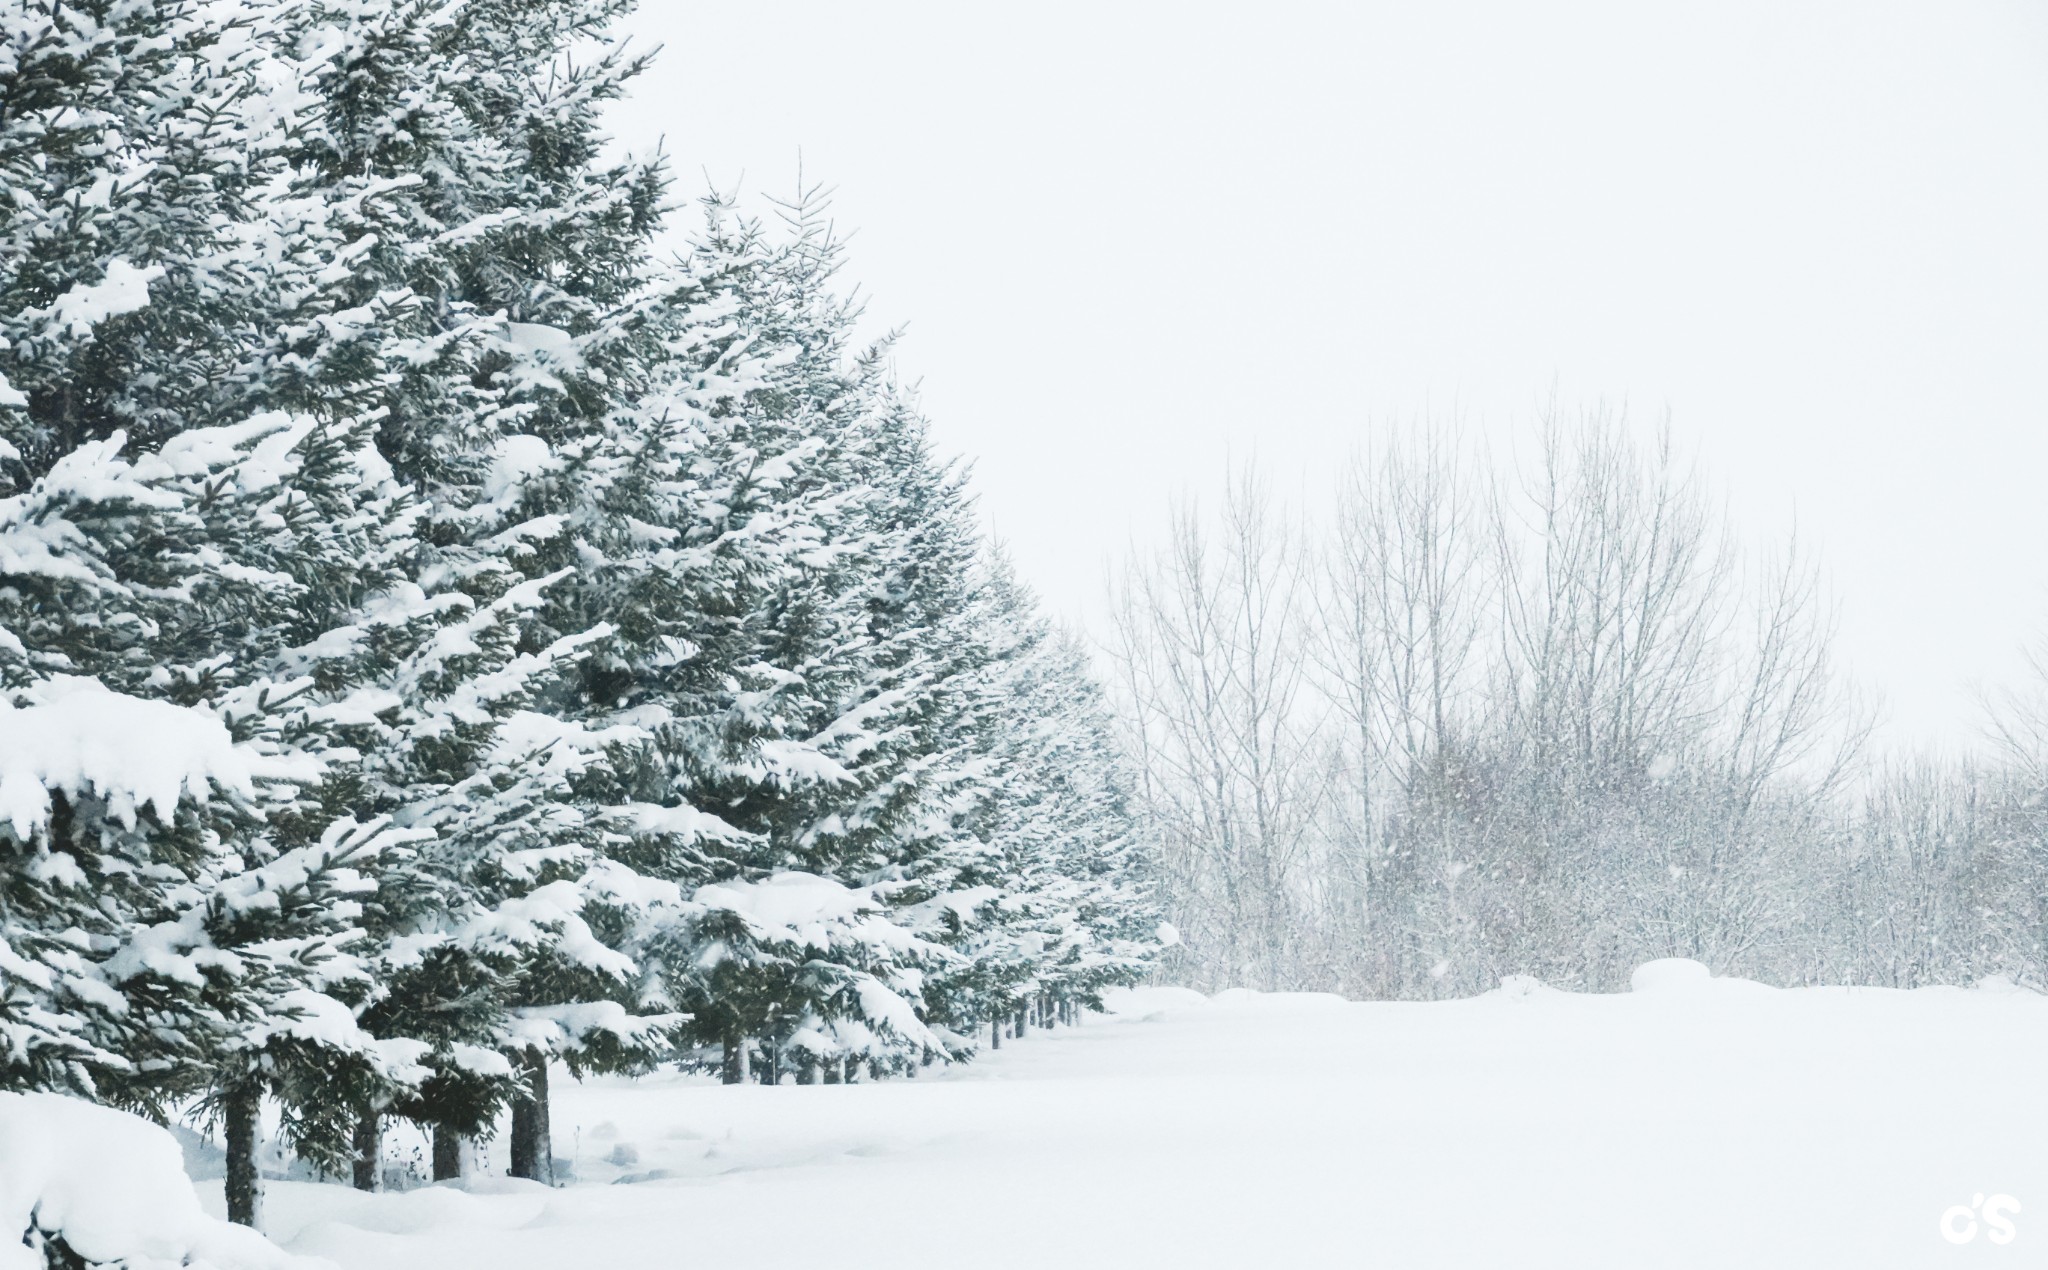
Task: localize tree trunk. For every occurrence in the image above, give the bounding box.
[720,1033,744,1085]
[990,1017,1002,1049]
[509,1047,553,1184]
[351,1108,380,1192]
[757,1047,780,1085]
[431,1123,462,1182]
[1015,1006,1028,1039]
[224,1084,262,1228]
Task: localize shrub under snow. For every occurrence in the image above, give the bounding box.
[0,1093,309,1270]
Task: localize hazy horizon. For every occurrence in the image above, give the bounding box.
[606,1,2048,753]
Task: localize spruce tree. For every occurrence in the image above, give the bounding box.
[0,417,438,1224]
[278,0,696,1179]
[0,7,1169,1226]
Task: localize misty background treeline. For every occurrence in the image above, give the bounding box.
[1109,419,2048,998]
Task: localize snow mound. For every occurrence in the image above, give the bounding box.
[0,1092,314,1270]
[1209,987,1350,1010]
[305,1182,542,1237]
[1630,958,1713,992]
[1628,958,1765,994]
[1098,985,1209,1019]
[1494,973,1555,1000]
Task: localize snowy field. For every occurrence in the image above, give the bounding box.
[177,962,2048,1269]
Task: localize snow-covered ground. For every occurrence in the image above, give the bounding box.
[203,963,2048,1268]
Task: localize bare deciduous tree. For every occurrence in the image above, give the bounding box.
[1109,467,1325,990]
[1107,410,1933,998]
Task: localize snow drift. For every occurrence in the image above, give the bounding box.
[187,961,2048,1270]
[0,1093,312,1270]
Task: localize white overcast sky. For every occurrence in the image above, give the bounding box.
[607,1,2048,753]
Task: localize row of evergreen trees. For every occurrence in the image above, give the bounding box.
[0,0,1159,1226]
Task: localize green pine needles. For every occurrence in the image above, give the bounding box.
[0,0,1162,1228]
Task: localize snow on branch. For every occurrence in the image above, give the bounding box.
[0,679,314,839]
[35,259,164,339]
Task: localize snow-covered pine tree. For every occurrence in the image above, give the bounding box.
[660,184,1162,1069]
[274,0,700,1181]
[0,413,452,1226]
[0,441,273,1098]
[0,0,462,1223]
[827,381,1079,1057]
[1021,628,1163,1011]
[0,0,299,469]
[0,10,1166,1231]
[904,552,1062,1045]
[895,552,1098,1047]
[551,199,817,1085]
[638,189,990,1077]
[0,0,654,1209]
[661,870,948,1084]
